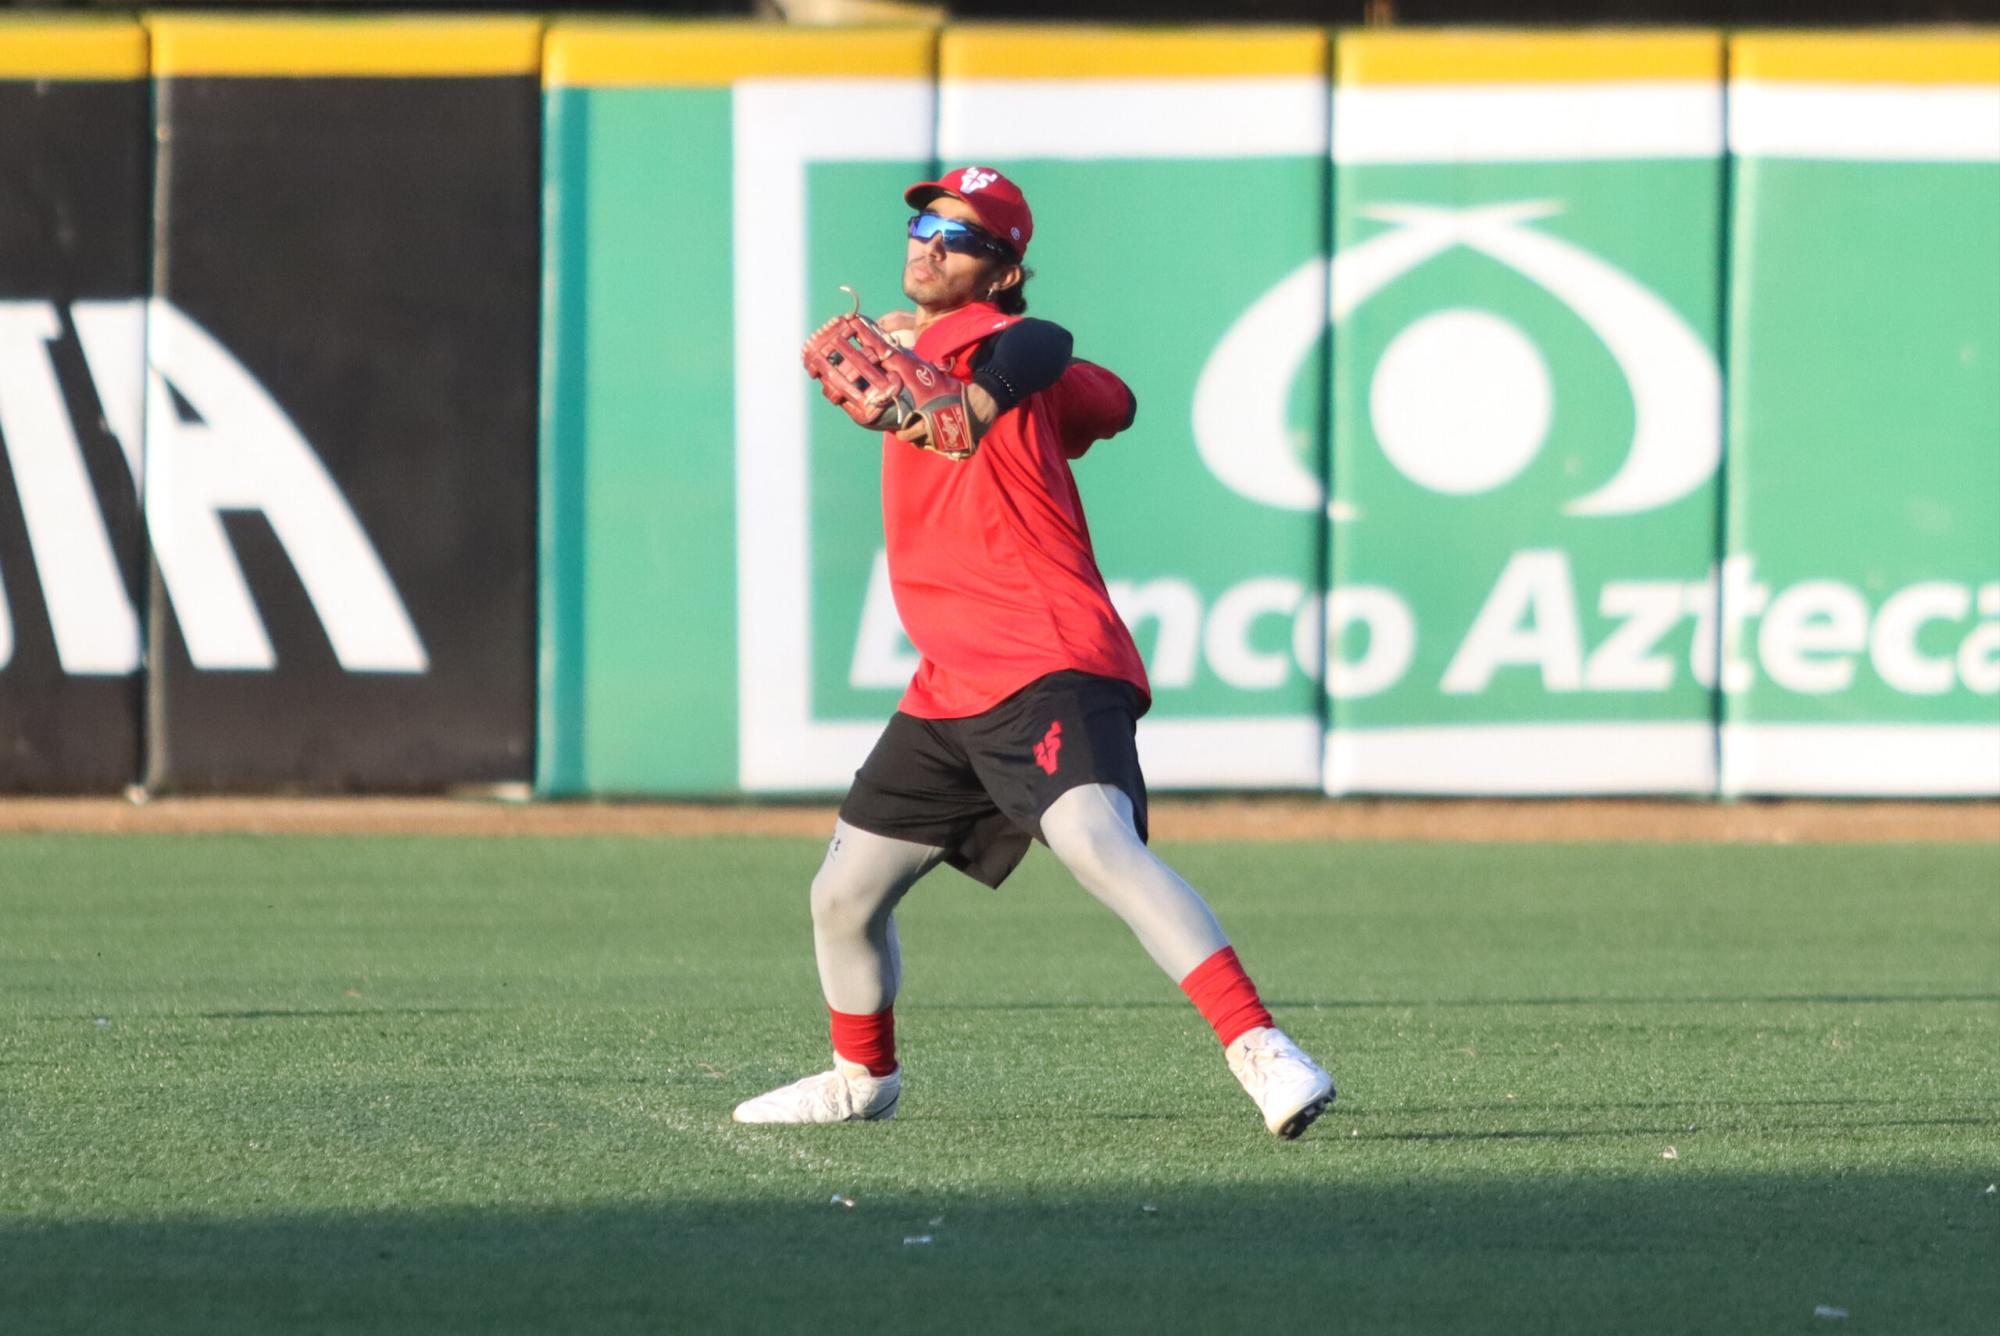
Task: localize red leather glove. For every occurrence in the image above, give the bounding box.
[801,312,976,460]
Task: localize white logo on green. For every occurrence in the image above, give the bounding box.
[1194,200,1721,517]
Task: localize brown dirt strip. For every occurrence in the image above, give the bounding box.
[0,796,1994,843]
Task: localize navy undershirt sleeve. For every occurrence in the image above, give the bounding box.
[969,319,1074,416]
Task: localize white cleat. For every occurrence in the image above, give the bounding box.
[1227,1026,1335,1139]
[731,1057,901,1124]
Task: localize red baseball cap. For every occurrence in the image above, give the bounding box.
[905,166,1033,258]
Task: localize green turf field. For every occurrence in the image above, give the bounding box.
[2,833,1995,1334]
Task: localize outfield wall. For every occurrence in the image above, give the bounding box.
[0,17,1993,797]
[144,18,542,791]
[0,22,149,792]
[0,16,542,793]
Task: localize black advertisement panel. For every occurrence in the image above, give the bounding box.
[149,35,539,790]
[0,39,150,793]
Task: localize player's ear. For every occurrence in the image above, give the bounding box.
[984,263,1024,300]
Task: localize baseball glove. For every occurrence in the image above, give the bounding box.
[801,295,976,460]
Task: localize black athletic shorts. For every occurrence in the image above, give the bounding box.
[838,670,1150,889]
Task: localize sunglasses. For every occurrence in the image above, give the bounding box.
[907,211,1015,260]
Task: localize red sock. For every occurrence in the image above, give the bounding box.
[827,1005,897,1077]
[1178,947,1273,1048]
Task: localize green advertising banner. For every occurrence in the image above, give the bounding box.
[1722,33,2000,796]
[538,23,936,795]
[1326,32,1728,794]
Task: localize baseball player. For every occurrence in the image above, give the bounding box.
[734,166,1335,1138]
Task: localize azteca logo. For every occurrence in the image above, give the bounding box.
[1193,200,1721,519]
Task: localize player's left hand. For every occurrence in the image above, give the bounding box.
[874,309,918,343]
[802,310,980,460]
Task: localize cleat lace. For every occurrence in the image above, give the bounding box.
[1230,1033,1299,1090]
[794,1071,855,1120]
[1241,1041,1283,1074]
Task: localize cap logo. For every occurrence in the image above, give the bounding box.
[958,167,998,194]
[1009,227,1021,241]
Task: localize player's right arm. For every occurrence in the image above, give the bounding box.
[969,319,1073,420]
[887,318,1075,450]
[1043,359,1138,459]
[967,319,1137,458]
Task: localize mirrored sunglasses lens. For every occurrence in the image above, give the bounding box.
[909,213,996,255]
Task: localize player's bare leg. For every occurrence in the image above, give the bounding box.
[1039,784,1335,1138]
[732,821,943,1124]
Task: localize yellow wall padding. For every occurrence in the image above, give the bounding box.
[940,25,1326,80]
[146,15,543,78]
[1731,30,2000,85]
[543,21,934,88]
[1338,30,1723,85]
[0,17,148,81]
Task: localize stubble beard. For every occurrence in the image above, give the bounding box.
[904,253,986,317]
[902,260,946,309]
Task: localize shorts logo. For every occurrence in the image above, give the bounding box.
[1032,719,1063,775]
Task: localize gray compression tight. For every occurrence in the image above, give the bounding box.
[809,784,1229,1015]
[809,822,944,1015]
[1037,783,1230,980]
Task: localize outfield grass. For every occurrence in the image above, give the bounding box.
[2,833,1995,1334]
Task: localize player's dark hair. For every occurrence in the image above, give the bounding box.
[993,264,1032,316]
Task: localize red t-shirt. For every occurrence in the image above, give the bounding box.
[882,302,1150,719]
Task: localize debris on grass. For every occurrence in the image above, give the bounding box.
[92,1017,109,1028]
[1813,1305,1850,1320]
[830,1194,855,1209]
[902,1235,933,1246]
[1661,1146,1679,1160]
[1139,1204,1158,1214]
[1984,1184,1996,1196]
[928,1216,945,1227]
